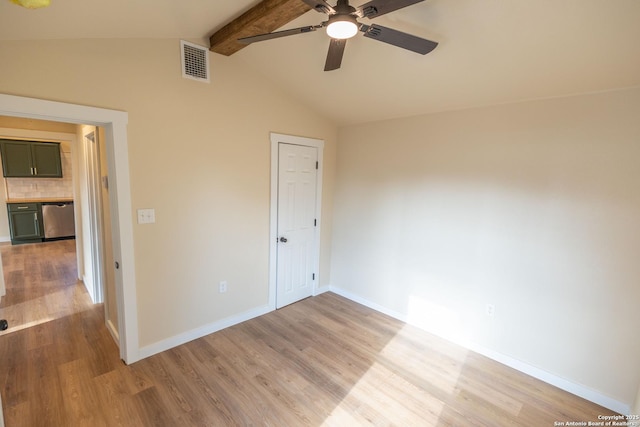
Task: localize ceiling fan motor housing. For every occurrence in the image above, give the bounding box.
[334,0,356,15]
[326,13,359,28]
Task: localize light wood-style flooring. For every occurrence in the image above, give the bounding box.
[0,241,618,426]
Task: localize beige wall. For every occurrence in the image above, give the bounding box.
[332,88,640,407]
[0,38,337,347]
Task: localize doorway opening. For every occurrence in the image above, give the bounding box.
[0,93,138,363]
[0,120,118,347]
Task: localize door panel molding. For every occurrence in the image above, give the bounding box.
[269,133,324,310]
[276,143,317,308]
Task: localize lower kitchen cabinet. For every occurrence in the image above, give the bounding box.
[7,203,44,244]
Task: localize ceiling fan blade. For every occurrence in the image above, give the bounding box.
[324,38,347,71]
[360,24,437,54]
[300,0,335,14]
[238,25,321,44]
[356,0,424,19]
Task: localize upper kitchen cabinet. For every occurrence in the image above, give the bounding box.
[0,139,63,178]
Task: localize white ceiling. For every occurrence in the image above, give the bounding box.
[2,0,639,125]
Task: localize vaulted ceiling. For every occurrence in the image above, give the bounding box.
[1,0,639,125]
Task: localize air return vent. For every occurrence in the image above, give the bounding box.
[181,40,210,83]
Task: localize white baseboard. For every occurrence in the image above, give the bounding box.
[138,304,272,360]
[470,343,629,415]
[314,284,331,296]
[81,275,95,303]
[329,285,629,415]
[137,286,331,362]
[106,318,119,346]
[0,236,10,243]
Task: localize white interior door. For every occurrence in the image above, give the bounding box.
[276,143,318,308]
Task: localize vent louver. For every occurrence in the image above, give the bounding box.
[181,40,210,83]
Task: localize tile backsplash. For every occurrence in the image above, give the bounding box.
[5,150,73,199]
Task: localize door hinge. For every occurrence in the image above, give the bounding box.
[312,273,315,280]
[314,219,317,227]
[315,161,319,170]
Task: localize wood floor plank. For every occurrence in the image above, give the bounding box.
[197,332,306,426]
[58,357,108,427]
[0,241,621,426]
[165,347,240,425]
[180,340,262,425]
[130,387,175,426]
[1,401,30,427]
[27,344,67,427]
[93,368,148,427]
[0,332,28,408]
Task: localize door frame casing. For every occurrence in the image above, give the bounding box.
[81,127,105,305]
[269,133,324,310]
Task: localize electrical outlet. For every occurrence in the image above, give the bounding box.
[219,281,228,293]
[486,304,496,317]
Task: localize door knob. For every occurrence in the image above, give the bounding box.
[279,237,288,243]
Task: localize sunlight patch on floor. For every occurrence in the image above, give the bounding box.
[321,319,469,425]
[0,317,56,336]
[0,285,92,337]
[321,358,447,425]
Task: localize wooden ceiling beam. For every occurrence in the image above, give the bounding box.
[209,0,312,56]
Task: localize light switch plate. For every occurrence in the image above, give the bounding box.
[137,208,155,224]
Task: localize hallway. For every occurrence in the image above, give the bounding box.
[0,240,122,426]
[0,240,93,334]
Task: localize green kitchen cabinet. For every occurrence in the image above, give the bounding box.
[0,139,62,178]
[7,203,44,244]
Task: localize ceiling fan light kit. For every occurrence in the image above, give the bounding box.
[10,0,50,9]
[236,0,438,71]
[326,14,359,39]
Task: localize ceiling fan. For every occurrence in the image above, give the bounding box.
[238,0,438,71]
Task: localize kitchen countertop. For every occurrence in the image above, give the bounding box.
[6,198,74,204]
